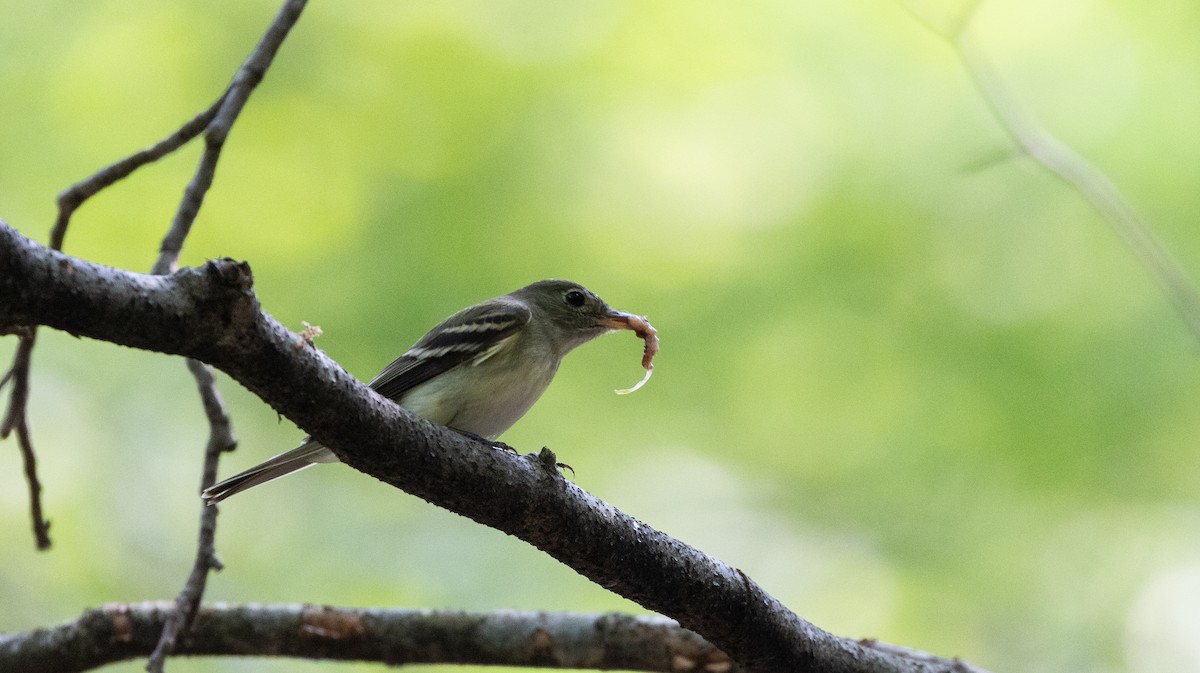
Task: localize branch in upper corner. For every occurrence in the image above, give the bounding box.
[906,2,1200,343]
[0,603,736,673]
[152,0,310,275]
[949,30,1200,342]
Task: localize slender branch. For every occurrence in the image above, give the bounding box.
[1,6,231,557]
[13,413,51,550]
[0,332,32,438]
[0,222,985,673]
[1,603,739,673]
[912,2,1200,341]
[0,0,302,559]
[0,333,50,549]
[50,100,224,251]
[146,360,237,673]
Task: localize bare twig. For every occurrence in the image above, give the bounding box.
[0,0,307,655]
[1,334,50,549]
[51,100,225,251]
[909,1,1200,341]
[0,0,282,557]
[145,361,237,673]
[0,336,30,439]
[0,10,234,557]
[150,0,309,275]
[14,413,51,551]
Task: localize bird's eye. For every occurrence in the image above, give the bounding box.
[565,289,586,307]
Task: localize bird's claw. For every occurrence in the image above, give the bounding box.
[535,447,574,477]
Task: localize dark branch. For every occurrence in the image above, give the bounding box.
[0,333,50,549]
[50,101,223,251]
[14,408,51,550]
[0,603,739,673]
[4,2,232,557]
[0,221,983,673]
[145,360,237,672]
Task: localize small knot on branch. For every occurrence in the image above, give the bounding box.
[202,258,254,293]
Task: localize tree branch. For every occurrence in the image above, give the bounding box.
[50,101,223,252]
[146,360,237,672]
[0,603,739,673]
[0,221,984,673]
[151,0,308,276]
[12,399,50,550]
[0,332,50,549]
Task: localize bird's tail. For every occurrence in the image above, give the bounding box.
[201,439,338,505]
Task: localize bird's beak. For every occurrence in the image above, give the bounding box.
[599,309,636,331]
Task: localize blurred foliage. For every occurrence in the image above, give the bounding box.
[2,1,1200,672]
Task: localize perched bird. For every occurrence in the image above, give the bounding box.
[201,279,652,504]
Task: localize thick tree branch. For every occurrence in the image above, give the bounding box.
[0,603,737,673]
[0,221,984,673]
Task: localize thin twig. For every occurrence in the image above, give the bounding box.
[0,336,31,439]
[145,1,309,670]
[52,99,225,251]
[151,0,309,275]
[1,334,51,549]
[951,29,1200,340]
[146,360,236,671]
[15,415,51,550]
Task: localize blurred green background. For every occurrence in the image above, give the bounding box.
[3,1,1200,672]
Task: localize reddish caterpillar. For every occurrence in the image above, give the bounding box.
[614,314,658,395]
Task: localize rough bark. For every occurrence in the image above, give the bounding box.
[0,603,738,673]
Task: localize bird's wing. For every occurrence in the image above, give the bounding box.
[368,297,532,401]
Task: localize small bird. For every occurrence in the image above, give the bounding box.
[201,279,651,504]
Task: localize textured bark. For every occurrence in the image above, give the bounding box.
[0,603,736,673]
